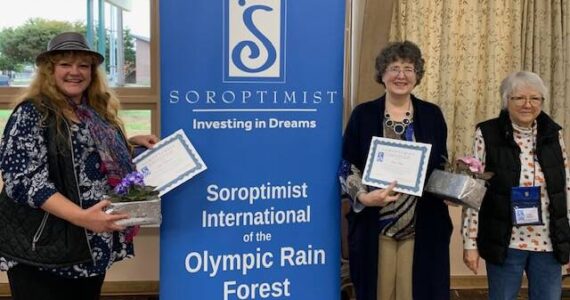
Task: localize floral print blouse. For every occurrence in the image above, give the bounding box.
[462,122,570,252]
[0,102,133,278]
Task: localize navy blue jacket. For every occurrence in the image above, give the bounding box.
[342,95,452,300]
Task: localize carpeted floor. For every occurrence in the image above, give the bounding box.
[340,288,570,300]
[450,288,570,300]
[0,296,158,300]
[2,289,570,299]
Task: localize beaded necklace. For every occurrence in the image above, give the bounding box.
[384,110,413,135]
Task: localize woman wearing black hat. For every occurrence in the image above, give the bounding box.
[0,32,157,300]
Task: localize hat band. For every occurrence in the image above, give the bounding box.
[49,40,92,52]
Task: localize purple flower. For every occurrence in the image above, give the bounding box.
[108,171,159,203]
[125,171,145,186]
[114,181,129,195]
[113,171,146,195]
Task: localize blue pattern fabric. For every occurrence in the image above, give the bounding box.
[0,102,133,278]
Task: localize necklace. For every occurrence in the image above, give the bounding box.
[384,111,412,135]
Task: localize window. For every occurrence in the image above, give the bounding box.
[0,0,160,137]
[119,109,152,136]
[0,109,10,135]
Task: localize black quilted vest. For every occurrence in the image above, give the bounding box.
[0,101,92,268]
[477,110,570,265]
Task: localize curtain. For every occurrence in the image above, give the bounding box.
[345,0,395,119]
[520,0,570,144]
[389,0,521,157]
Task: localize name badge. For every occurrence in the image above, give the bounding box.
[511,186,542,226]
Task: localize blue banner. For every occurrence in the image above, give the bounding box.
[159,1,345,299]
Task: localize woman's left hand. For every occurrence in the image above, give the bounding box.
[129,134,159,148]
[463,249,480,274]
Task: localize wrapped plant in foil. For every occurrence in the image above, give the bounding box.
[424,156,493,210]
[105,171,161,226]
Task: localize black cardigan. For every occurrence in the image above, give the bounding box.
[342,94,452,300]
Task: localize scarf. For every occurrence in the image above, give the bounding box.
[69,98,134,187]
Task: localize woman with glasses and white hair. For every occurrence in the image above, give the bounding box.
[462,71,570,300]
[339,40,452,300]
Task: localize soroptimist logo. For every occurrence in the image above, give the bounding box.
[224,0,286,82]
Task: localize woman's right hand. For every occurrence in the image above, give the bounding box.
[463,249,480,274]
[357,181,400,207]
[41,193,129,233]
[74,200,129,233]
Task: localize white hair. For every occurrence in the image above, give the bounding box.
[499,71,548,108]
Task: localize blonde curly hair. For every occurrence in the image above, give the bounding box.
[15,51,126,136]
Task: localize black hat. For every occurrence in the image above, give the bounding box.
[35,32,104,66]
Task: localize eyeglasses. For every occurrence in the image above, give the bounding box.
[509,96,544,106]
[386,67,416,76]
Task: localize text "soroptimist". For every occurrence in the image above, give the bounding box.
[206,182,309,205]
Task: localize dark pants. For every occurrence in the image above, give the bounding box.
[7,264,105,300]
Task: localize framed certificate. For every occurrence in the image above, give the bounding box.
[134,129,207,196]
[362,137,432,196]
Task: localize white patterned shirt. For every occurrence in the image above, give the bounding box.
[462,122,570,252]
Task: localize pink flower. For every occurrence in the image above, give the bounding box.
[457,156,483,173]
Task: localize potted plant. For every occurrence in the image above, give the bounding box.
[424,156,493,210]
[105,171,161,226]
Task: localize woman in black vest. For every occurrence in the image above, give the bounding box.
[461,71,570,300]
[340,41,451,300]
[0,32,157,300]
